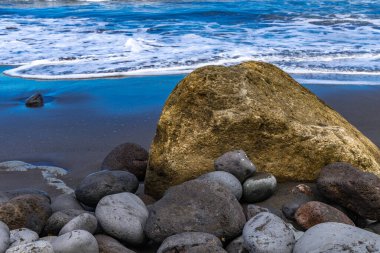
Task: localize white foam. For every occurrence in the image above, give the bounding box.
[0,8,379,82]
[0,161,74,194]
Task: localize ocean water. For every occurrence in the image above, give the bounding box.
[0,0,379,84]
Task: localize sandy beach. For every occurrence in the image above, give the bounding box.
[0,66,379,196]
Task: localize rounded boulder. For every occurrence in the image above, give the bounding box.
[198,171,242,200]
[242,173,277,203]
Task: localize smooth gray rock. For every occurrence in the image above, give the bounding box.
[95,234,136,253]
[5,241,54,253]
[157,232,222,253]
[59,213,97,235]
[243,172,277,203]
[294,222,380,253]
[243,212,295,253]
[199,171,243,200]
[0,221,10,253]
[44,209,89,235]
[51,194,83,213]
[225,236,248,253]
[9,228,39,247]
[215,150,256,182]
[145,179,246,243]
[52,230,98,253]
[185,245,227,253]
[101,142,148,181]
[75,170,139,207]
[95,192,148,245]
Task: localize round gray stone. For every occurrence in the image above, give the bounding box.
[44,209,89,235]
[145,179,246,243]
[59,213,97,235]
[157,232,222,253]
[0,221,10,253]
[294,222,380,253]
[215,150,256,182]
[51,230,98,253]
[75,170,139,207]
[5,241,54,253]
[243,172,277,203]
[51,194,83,213]
[243,212,295,253]
[199,171,243,200]
[95,192,148,245]
[9,228,39,248]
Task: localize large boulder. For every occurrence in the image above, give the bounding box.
[144,179,246,243]
[145,61,380,198]
[317,162,380,220]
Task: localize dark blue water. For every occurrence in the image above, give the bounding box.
[0,0,379,84]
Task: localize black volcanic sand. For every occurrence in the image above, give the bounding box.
[0,67,379,196]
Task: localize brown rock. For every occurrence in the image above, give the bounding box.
[0,194,51,234]
[295,201,355,230]
[317,162,380,220]
[102,143,148,180]
[95,234,136,253]
[145,61,380,198]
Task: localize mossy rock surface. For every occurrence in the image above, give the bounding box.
[145,61,380,198]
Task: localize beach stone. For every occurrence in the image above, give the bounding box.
[295,201,355,230]
[157,232,222,253]
[281,184,315,220]
[44,209,88,235]
[51,230,98,253]
[293,222,380,253]
[25,93,44,108]
[51,194,83,212]
[9,228,39,247]
[243,212,295,253]
[145,61,380,198]
[244,204,269,220]
[75,170,139,207]
[225,236,248,253]
[145,179,246,243]
[95,234,136,253]
[198,171,242,200]
[214,150,256,182]
[5,241,54,253]
[95,192,148,245]
[101,142,148,180]
[59,213,97,235]
[0,221,10,253]
[317,162,380,220]
[0,194,51,234]
[242,173,277,203]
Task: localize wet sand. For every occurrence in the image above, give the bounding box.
[0,67,379,196]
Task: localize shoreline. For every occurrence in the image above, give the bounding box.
[0,67,379,196]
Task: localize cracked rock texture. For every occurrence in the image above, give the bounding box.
[145,61,380,198]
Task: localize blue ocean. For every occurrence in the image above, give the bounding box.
[0,0,379,84]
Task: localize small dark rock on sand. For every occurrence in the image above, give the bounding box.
[25,93,44,108]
